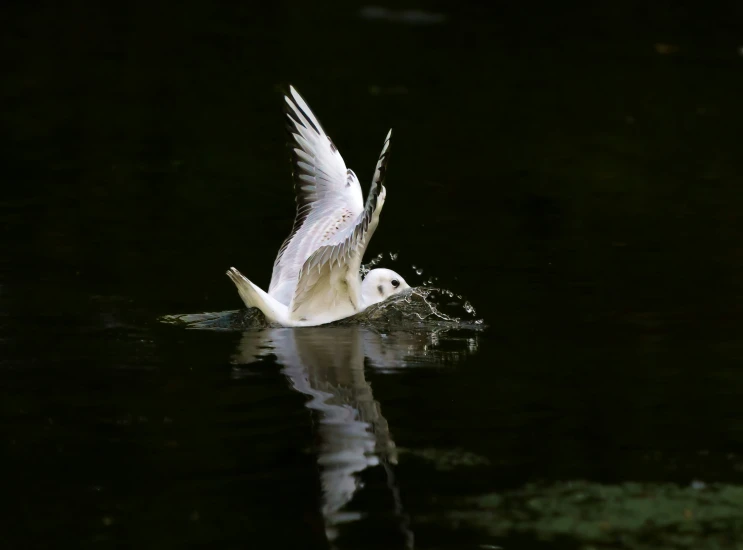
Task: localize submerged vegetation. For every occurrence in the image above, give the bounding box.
[421,481,743,549]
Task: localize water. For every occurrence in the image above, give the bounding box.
[3,1,743,548]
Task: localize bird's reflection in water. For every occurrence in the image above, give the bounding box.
[232,326,479,548]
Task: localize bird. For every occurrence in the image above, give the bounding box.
[226,86,410,327]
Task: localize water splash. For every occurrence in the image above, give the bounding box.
[159,287,484,332]
[360,253,384,276]
[376,287,480,326]
[366,258,478,325]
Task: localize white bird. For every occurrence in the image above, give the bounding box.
[226,86,409,327]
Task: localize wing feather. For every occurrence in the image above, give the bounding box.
[268,86,365,305]
[290,130,392,323]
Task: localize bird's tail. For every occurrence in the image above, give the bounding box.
[226,267,288,325]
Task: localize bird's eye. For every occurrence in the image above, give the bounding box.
[391,279,400,288]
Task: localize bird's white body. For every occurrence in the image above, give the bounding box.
[226,86,408,327]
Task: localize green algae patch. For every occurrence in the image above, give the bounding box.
[434,481,743,549]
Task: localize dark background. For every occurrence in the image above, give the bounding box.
[2,1,743,548]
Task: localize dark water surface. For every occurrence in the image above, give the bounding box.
[3,1,743,548]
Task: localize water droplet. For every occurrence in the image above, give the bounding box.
[389,252,398,260]
[415,268,423,275]
[463,301,475,315]
[412,264,417,269]
[475,319,483,325]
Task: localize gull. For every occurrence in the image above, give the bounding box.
[226,86,409,326]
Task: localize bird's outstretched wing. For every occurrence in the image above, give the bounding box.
[268,86,365,305]
[289,130,391,325]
